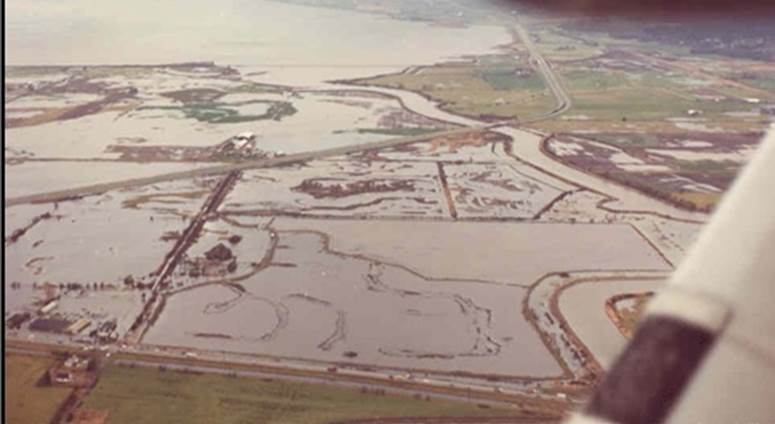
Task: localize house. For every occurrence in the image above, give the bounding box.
[233,132,256,150]
[48,354,94,387]
[52,371,73,385]
[215,132,258,156]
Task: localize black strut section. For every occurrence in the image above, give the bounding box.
[585,315,717,424]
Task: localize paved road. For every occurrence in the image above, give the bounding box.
[512,23,572,122]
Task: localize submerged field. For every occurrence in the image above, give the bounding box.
[7,3,770,420]
[143,217,669,378]
[82,363,521,424]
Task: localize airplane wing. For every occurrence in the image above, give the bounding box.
[567,125,775,423]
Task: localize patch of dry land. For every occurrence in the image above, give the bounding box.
[351,53,556,122]
[81,362,525,424]
[5,353,73,424]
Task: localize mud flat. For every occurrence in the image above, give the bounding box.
[269,218,672,286]
[144,230,562,378]
[558,278,663,368]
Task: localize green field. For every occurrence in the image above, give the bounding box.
[527,29,605,61]
[5,353,73,424]
[82,363,521,424]
[535,64,771,133]
[356,55,555,121]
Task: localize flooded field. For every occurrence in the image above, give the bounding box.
[143,216,670,377]
[269,219,671,285]
[558,278,663,368]
[145,228,562,377]
[5,161,218,198]
[8,0,761,404]
[443,162,565,219]
[4,178,214,330]
[5,73,450,160]
[223,160,448,218]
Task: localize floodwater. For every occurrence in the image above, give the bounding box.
[444,162,565,219]
[4,178,209,287]
[145,230,562,377]
[270,218,672,285]
[4,90,428,160]
[222,160,447,218]
[6,0,512,170]
[144,216,670,376]
[7,0,509,85]
[559,279,663,368]
[5,162,218,199]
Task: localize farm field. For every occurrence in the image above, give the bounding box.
[4,353,73,424]
[352,54,557,122]
[81,363,521,424]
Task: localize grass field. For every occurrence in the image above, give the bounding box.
[5,353,73,424]
[355,55,556,121]
[534,65,771,134]
[527,29,605,61]
[82,363,522,424]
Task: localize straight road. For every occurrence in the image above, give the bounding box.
[512,23,572,122]
[123,170,241,344]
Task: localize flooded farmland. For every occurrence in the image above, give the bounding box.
[4,178,215,334]
[4,162,219,199]
[8,0,758,413]
[142,216,671,377]
[144,228,563,377]
[559,278,663,368]
[222,160,449,218]
[269,219,672,285]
